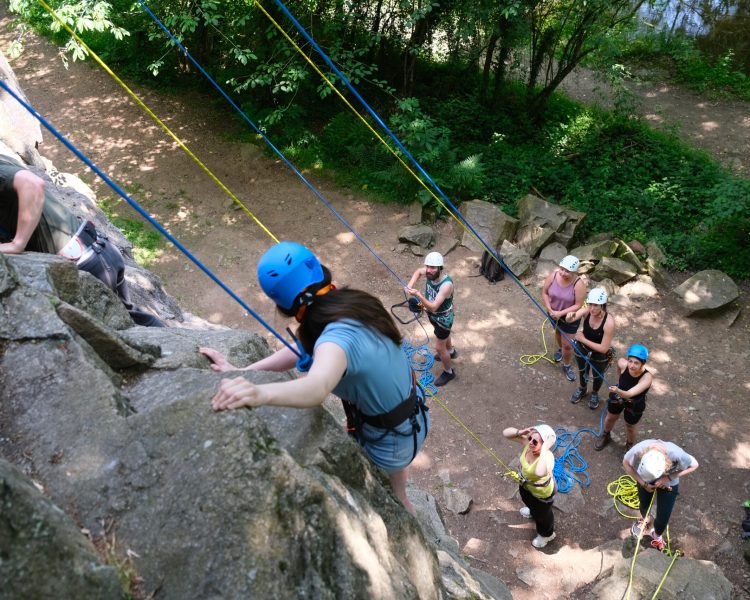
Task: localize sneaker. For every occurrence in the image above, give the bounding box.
[532,532,556,548]
[520,507,531,519]
[631,517,648,538]
[650,532,666,551]
[435,370,456,387]
[570,387,586,404]
[594,431,611,451]
[588,392,600,410]
[562,364,576,382]
[434,348,458,362]
[553,348,563,362]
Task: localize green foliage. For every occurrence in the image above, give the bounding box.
[614,31,750,100]
[99,198,163,267]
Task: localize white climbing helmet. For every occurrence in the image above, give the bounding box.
[424,252,444,267]
[559,255,580,273]
[533,424,557,447]
[637,449,667,483]
[587,288,608,305]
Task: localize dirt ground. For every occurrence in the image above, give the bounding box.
[3,11,750,598]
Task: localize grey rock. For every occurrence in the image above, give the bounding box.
[0,252,18,296]
[408,201,423,225]
[592,256,638,285]
[500,240,532,278]
[619,275,658,300]
[553,483,584,514]
[0,459,123,599]
[399,224,434,248]
[535,259,558,280]
[516,223,555,257]
[56,301,154,369]
[516,194,585,247]
[646,239,668,266]
[459,199,518,253]
[0,286,69,340]
[672,270,739,316]
[570,240,618,262]
[614,239,645,272]
[444,486,473,514]
[539,242,568,264]
[0,59,43,167]
[590,278,619,297]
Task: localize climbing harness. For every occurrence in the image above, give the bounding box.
[390,295,424,325]
[342,370,429,462]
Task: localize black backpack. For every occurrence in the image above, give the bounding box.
[479,249,505,283]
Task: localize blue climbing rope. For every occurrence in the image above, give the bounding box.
[0,78,302,358]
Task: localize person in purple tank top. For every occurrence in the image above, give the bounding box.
[542,255,587,382]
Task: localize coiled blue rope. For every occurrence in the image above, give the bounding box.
[550,406,607,493]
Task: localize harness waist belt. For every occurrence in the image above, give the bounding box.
[57,220,98,261]
[356,386,419,430]
[525,477,551,488]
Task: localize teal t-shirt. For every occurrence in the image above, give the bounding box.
[315,319,412,416]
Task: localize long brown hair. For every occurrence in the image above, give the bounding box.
[291,267,402,354]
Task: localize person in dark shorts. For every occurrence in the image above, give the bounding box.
[405,251,456,387]
[542,255,587,382]
[566,288,616,410]
[595,344,653,451]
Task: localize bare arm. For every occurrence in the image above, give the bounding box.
[211,342,347,411]
[568,305,590,323]
[575,314,615,353]
[200,346,297,373]
[542,272,555,315]
[405,267,424,293]
[413,280,452,313]
[0,170,45,254]
[535,451,554,478]
[503,426,532,444]
[610,371,652,398]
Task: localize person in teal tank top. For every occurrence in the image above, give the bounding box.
[503,423,557,548]
[405,251,456,387]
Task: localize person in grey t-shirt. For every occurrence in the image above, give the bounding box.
[623,439,699,550]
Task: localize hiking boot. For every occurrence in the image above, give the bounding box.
[520,507,531,519]
[570,387,586,404]
[562,364,576,381]
[588,392,600,410]
[435,370,456,387]
[553,348,563,362]
[624,440,634,452]
[650,532,666,551]
[434,348,458,362]
[594,431,611,451]
[631,517,648,538]
[532,532,556,548]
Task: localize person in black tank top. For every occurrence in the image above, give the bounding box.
[595,344,654,451]
[565,288,615,410]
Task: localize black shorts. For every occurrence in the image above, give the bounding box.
[428,315,452,340]
[551,314,580,335]
[607,396,646,425]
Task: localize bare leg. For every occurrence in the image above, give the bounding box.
[435,337,452,371]
[561,334,574,365]
[625,423,638,445]
[602,412,618,434]
[389,468,415,515]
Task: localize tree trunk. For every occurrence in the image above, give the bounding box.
[480,32,499,101]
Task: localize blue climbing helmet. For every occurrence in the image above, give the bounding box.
[627,343,649,362]
[257,242,324,311]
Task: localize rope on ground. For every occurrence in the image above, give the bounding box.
[520,318,557,366]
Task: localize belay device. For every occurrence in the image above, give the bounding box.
[391,295,424,325]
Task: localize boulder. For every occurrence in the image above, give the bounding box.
[539,242,567,264]
[614,239,645,272]
[646,240,668,266]
[459,199,518,253]
[671,270,739,316]
[0,459,123,599]
[592,256,638,285]
[0,57,43,167]
[399,224,434,248]
[569,239,618,262]
[499,240,532,277]
[590,278,619,298]
[516,194,585,247]
[619,275,659,300]
[515,223,555,257]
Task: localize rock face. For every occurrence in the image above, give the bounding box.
[671,270,739,316]
[460,199,518,252]
[0,459,123,599]
[0,252,508,599]
[0,52,43,167]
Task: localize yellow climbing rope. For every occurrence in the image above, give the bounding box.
[519,318,557,366]
[36,0,279,244]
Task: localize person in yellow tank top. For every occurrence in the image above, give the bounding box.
[502,423,557,548]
